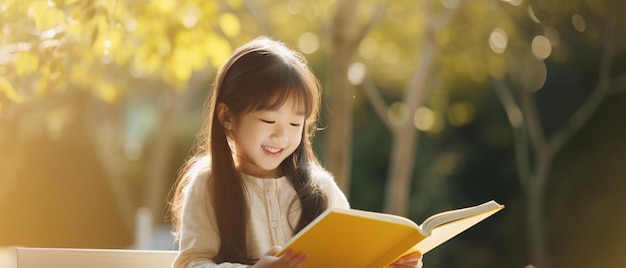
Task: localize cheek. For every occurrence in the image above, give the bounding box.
[291,128,304,145]
[233,124,262,145]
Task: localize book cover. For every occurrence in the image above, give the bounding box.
[277,200,504,268]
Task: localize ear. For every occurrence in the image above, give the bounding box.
[217,103,233,130]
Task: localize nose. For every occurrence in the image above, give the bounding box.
[270,124,288,143]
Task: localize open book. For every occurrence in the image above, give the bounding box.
[276,200,504,268]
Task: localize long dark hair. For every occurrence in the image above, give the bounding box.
[169,36,328,264]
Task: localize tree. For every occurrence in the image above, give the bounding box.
[0,0,233,246]
[493,0,626,266]
[323,0,387,195]
[360,1,461,216]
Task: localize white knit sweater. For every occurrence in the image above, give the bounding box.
[173,164,350,268]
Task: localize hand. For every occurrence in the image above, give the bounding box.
[251,246,307,268]
[386,251,423,268]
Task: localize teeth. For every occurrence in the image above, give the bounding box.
[263,146,281,153]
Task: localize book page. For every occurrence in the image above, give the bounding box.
[413,206,503,254]
[419,200,503,235]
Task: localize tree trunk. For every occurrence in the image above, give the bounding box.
[382,15,437,215]
[526,157,551,268]
[383,124,417,215]
[324,0,360,195]
[324,46,354,194]
[324,0,387,195]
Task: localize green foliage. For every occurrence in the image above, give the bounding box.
[0,0,230,106]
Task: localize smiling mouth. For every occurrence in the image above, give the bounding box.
[262,146,283,154]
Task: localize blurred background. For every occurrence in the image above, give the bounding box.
[1,0,625,267]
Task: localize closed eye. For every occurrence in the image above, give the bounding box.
[260,119,275,124]
[290,123,302,127]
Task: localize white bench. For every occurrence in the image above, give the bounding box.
[7,247,178,268]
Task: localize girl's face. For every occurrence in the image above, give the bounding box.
[229,95,305,178]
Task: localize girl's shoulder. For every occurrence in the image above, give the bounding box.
[308,162,334,181]
[308,162,339,189]
[308,162,350,208]
[190,156,212,176]
[181,156,213,192]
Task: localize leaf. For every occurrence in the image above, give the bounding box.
[174,30,205,69]
[226,0,243,9]
[91,24,99,44]
[205,34,232,68]
[0,79,22,102]
[69,60,94,87]
[30,1,67,30]
[65,0,81,6]
[92,27,124,57]
[218,12,240,38]
[113,42,134,65]
[3,0,16,8]
[151,0,177,14]
[169,52,192,81]
[16,51,40,76]
[35,78,49,98]
[95,80,120,104]
[65,19,84,41]
[163,55,192,91]
[132,45,162,76]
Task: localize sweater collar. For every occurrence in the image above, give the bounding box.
[241,173,290,193]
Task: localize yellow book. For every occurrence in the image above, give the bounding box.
[276,200,504,268]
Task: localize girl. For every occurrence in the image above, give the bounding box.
[169,36,423,268]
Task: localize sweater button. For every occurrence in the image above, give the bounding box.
[271,221,277,228]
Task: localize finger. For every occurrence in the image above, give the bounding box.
[388,255,423,268]
[387,262,419,268]
[276,249,296,262]
[399,261,420,267]
[287,251,307,267]
[266,245,282,256]
[387,264,413,268]
[397,252,422,262]
[394,260,420,266]
[280,250,306,267]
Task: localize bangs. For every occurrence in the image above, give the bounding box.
[244,64,315,118]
